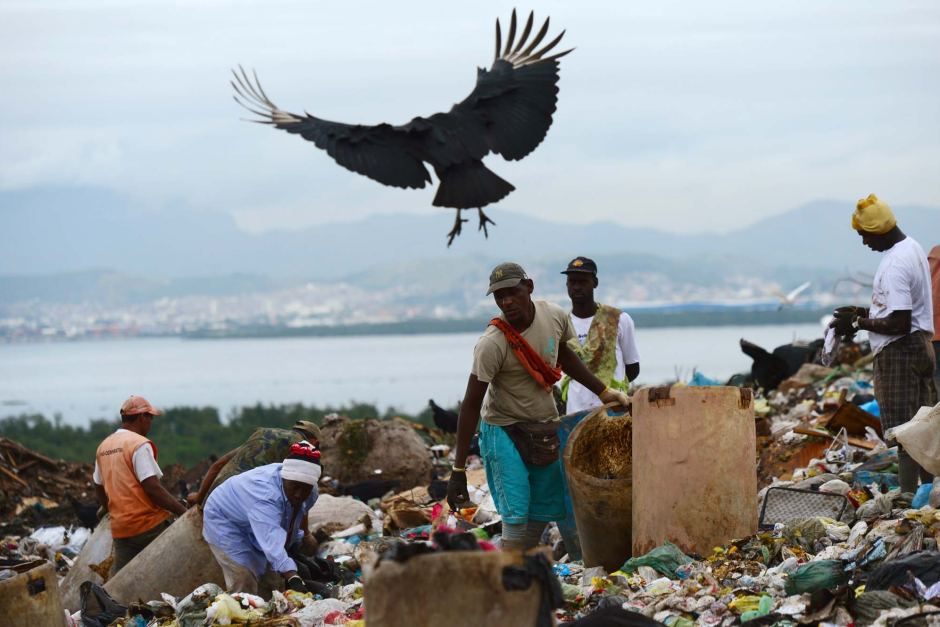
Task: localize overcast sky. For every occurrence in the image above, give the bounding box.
[1,0,938,234]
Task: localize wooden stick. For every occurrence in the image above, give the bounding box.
[0,464,29,487]
[0,438,59,467]
[37,474,88,490]
[791,426,876,450]
[15,460,39,473]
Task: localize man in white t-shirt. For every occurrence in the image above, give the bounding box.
[831,194,936,494]
[94,395,187,574]
[561,256,641,414]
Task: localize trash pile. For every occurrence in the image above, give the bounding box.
[73,582,367,627]
[0,437,98,535]
[1,525,91,577]
[550,527,940,625]
[537,344,940,625]
[11,362,940,626]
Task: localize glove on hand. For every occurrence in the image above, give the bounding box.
[286,575,308,593]
[832,306,865,321]
[830,306,861,338]
[599,387,631,411]
[446,471,470,512]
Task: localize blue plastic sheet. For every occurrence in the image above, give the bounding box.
[853,470,899,490]
[914,483,932,508]
[689,371,722,386]
[859,399,880,417]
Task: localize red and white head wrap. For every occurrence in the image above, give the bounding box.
[281,440,322,486]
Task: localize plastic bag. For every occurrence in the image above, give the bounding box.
[620,541,693,579]
[914,483,933,508]
[568,606,665,626]
[740,595,773,622]
[930,478,940,509]
[856,493,894,520]
[859,399,880,417]
[886,403,940,475]
[79,581,127,627]
[850,591,915,624]
[784,560,849,595]
[782,518,829,551]
[867,551,940,591]
[175,583,224,627]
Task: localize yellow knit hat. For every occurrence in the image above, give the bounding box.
[851,194,896,234]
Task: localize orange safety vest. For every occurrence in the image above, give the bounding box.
[96,430,170,538]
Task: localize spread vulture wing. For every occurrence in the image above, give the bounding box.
[232,10,572,245]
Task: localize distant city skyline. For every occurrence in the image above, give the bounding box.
[2,1,938,236]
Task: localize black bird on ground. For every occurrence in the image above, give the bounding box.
[428,400,480,455]
[232,10,572,245]
[340,479,400,503]
[429,399,459,433]
[739,339,823,390]
[66,494,100,529]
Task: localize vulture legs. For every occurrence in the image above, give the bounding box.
[446,209,469,247]
[445,208,497,246]
[477,208,495,238]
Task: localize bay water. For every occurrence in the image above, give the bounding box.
[0,323,829,425]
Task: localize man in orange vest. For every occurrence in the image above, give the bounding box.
[94,395,188,574]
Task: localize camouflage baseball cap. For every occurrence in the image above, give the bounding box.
[487,262,529,295]
[293,420,321,442]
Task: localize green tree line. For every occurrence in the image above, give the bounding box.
[0,403,437,467]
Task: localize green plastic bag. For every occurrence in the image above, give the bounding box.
[740,595,773,622]
[620,541,693,579]
[784,560,849,595]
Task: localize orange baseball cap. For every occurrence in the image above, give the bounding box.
[120,395,164,417]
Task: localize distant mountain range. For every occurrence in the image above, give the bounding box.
[1,185,939,307]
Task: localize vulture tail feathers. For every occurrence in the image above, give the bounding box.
[433,161,515,209]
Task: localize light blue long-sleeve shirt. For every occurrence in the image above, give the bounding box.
[202,463,318,577]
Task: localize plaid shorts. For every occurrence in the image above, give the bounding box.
[873,331,937,434]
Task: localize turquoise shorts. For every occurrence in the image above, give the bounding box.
[479,421,566,525]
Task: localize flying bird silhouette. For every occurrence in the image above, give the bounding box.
[773,281,812,310]
[232,10,572,245]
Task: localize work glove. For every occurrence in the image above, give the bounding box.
[446,470,470,512]
[599,387,631,411]
[290,550,335,582]
[286,575,308,593]
[832,305,865,321]
[830,306,862,338]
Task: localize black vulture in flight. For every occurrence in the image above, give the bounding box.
[232,10,572,245]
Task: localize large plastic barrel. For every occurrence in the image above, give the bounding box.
[60,516,113,612]
[103,507,224,604]
[562,409,633,572]
[0,560,66,627]
[632,386,757,556]
[363,551,543,626]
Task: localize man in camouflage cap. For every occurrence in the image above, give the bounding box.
[448,262,630,551]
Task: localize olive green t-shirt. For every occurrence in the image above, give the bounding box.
[472,300,574,426]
